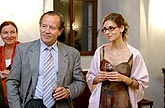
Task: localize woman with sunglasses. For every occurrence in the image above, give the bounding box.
[86,13,149,108]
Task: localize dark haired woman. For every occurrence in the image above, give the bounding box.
[0,21,20,107]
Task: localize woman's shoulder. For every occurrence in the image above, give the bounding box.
[0,46,4,53]
[96,44,109,51]
[126,43,140,54]
[93,44,109,57]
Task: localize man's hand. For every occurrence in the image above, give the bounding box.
[52,87,70,100]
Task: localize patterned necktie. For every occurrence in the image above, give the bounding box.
[43,46,55,108]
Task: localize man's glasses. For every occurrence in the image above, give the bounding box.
[101,26,118,33]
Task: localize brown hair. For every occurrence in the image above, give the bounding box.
[0,21,18,33]
[102,13,129,41]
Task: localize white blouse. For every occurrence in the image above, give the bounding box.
[5,59,11,67]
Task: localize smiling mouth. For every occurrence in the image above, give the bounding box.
[6,39,14,41]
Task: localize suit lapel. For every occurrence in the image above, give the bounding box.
[29,40,40,93]
[58,42,68,86]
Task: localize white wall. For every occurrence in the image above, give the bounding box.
[140,0,165,107]
[0,0,43,45]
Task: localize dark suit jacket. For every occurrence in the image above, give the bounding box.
[6,40,86,108]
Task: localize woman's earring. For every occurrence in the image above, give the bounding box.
[121,27,124,32]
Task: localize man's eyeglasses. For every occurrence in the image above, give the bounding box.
[101,26,118,33]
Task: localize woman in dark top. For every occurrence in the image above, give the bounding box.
[99,46,133,108]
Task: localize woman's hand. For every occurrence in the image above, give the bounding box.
[98,71,109,82]
[105,71,139,89]
[0,70,10,79]
[105,71,124,82]
[93,71,109,84]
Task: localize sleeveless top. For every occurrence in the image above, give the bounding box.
[99,47,133,108]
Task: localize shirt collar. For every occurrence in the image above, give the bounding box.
[40,39,58,52]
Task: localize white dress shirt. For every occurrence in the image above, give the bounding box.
[34,40,58,99]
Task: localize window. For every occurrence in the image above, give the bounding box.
[54,0,97,55]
